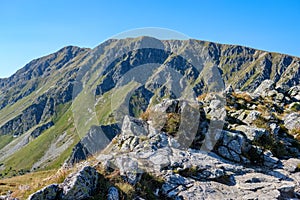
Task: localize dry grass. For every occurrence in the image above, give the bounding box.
[140,108,151,121]
[290,128,300,141]
[0,167,72,199]
[0,170,55,198]
[232,92,253,102]
[197,93,208,101]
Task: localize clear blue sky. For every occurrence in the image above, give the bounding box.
[0,0,300,78]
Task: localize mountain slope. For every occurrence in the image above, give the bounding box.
[0,36,299,180]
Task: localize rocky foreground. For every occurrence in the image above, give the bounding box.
[19,80,300,199]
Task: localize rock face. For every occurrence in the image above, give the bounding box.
[254,79,275,96]
[67,124,120,166]
[28,184,59,200]
[28,166,100,200]
[60,166,99,200]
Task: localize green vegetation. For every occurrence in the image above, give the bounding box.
[0,135,13,151]
[162,113,181,136]
[176,166,199,177]
[1,105,78,178]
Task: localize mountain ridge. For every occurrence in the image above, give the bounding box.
[0,37,300,199]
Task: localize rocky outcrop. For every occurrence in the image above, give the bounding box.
[30,121,54,138]
[94,113,300,199]
[284,113,300,131]
[67,124,120,166]
[28,184,59,200]
[60,166,99,200]
[28,166,100,200]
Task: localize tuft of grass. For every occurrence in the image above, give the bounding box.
[290,128,300,141]
[296,163,300,172]
[197,93,208,101]
[162,113,181,136]
[140,108,150,121]
[232,92,253,103]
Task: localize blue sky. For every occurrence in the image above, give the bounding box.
[0,0,299,78]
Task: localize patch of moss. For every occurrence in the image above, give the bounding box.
[162,113,181,136]
[177,166,199,178]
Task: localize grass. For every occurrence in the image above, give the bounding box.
[290,128,300,141]
[290,103,300,112]
[0,170,58,198]
[162,113,181,136]
[1,105,77,178]
[95,91,114,125]
[95,81,139,125]
[0,135,13,151]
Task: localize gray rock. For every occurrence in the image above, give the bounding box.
[270,123,280,135]
[60,166,99,200]
[152,99,179,113]
[284,112,300,131]
[175,101,200,149]
[121,115,148,140]
[263,150,279,168]
[28,184,59,200]
[224,85,234,95]
[235,125,269,141]
[288,86,300,100]
[282,158,300,173]
[115,157,142,185]
[207,99,226,121]
[244,110,261,124]
[107,187,119,200]
[218,146,232,160]
[254,79,275,96]
[228,139,242,154]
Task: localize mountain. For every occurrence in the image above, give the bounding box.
[0,36,300,199]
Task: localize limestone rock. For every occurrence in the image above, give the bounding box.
[107,187,119,200]
[235,125,269,141]
[60,166,99,200]
[121,115,148,140]
[254,79,275,96]
[284,112,300,131]
[28,184,59,200]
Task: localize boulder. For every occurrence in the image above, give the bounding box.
[60,166,99,200]
[121,116,148,140]
[235,125,269,141]
[115,157,142,185]
[215,129,251,163]
[28,184,59,200]
[243,110,261,124]
[253,79,275,96]
[284,113,300,131]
